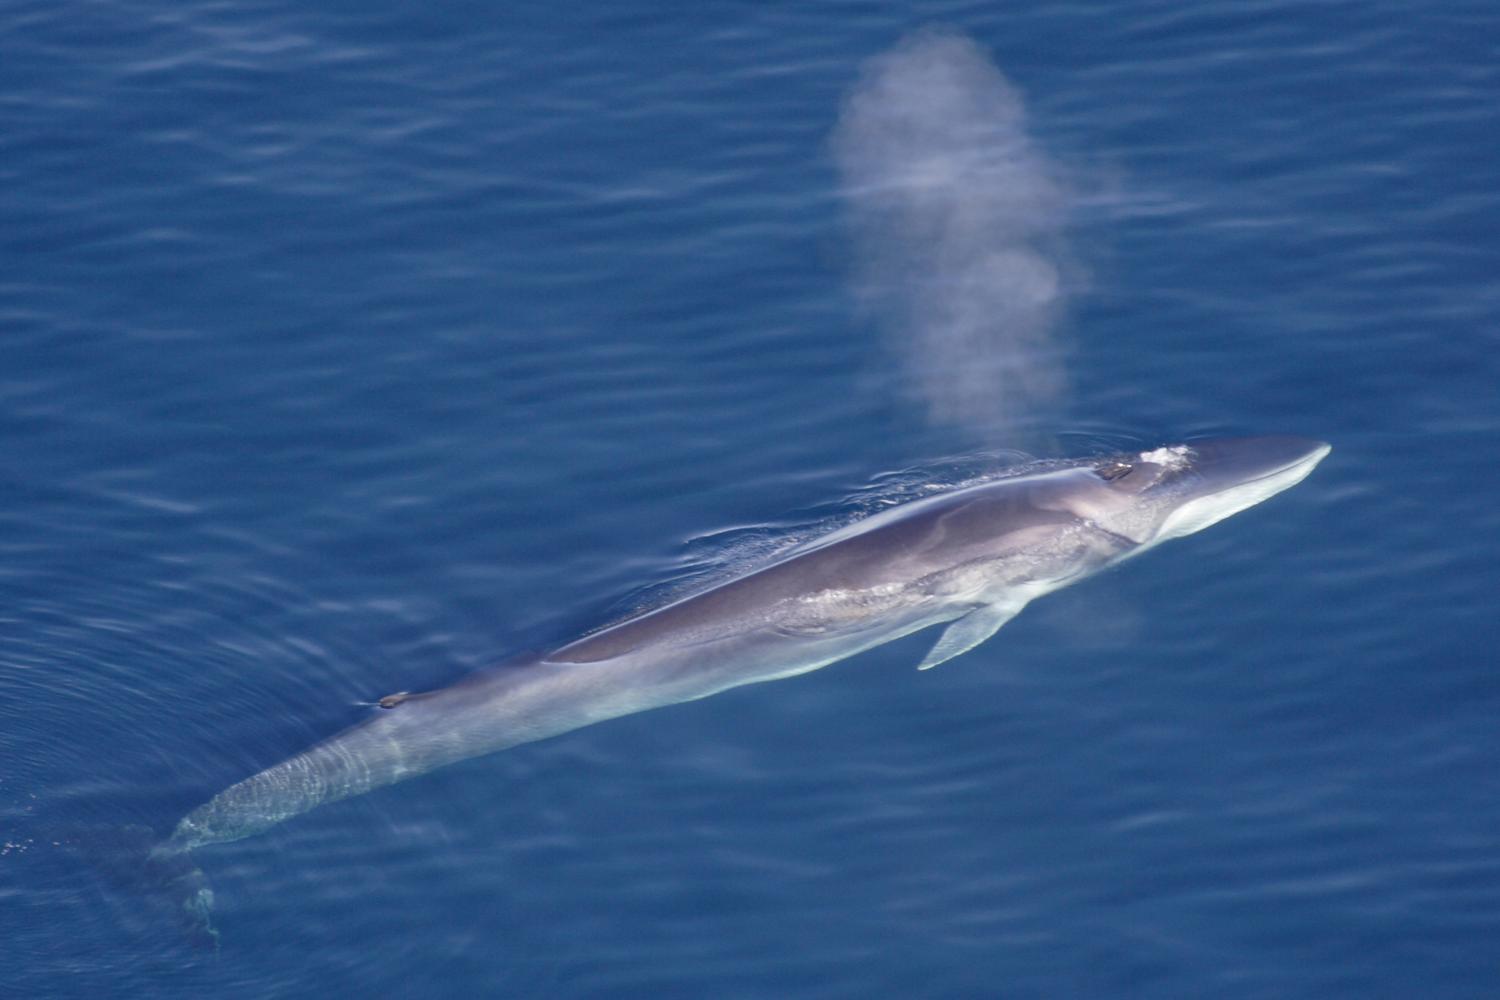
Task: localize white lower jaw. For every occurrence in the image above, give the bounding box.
[1156,445,1331,542]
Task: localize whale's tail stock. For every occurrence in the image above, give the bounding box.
[68,823,219,952]
[146,833,219,951]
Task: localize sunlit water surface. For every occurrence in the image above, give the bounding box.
[3,2,1497,997]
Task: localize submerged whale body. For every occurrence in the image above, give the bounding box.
[167,436,1328,859]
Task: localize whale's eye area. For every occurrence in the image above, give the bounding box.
[1095,460,1133,482]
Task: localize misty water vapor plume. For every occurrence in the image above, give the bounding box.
[834,30,1075,434]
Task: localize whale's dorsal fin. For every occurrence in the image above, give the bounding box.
[916,603,1022,671]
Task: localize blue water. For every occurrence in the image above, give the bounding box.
[4,1,1498,996]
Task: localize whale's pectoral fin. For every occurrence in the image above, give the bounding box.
[916,603,1023,671]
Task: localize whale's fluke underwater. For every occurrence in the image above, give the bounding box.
[158,436,1329,938]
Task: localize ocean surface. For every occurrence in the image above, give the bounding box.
[3,1,1498,996]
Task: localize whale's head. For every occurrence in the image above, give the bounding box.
[1070,435,1331,552]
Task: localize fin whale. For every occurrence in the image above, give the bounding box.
[160,436,1329,927]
